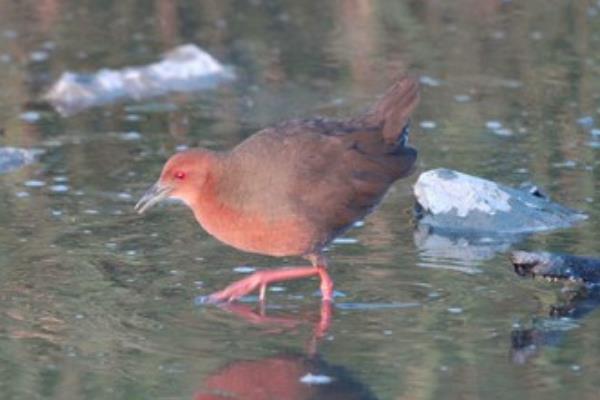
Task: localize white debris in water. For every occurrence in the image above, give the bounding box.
[577,116,594,128]
[353,220,365,228]
[485,120,503,130]
[493,128,514,137]
[233,265,256,273]
[570,364,582,372]
[15,191,29,198]
[269,286,286,292]
[50,184,69,193]
[84,209,99,215]
[332,237,358,244]
[118,192,132,199]
[447,307,463,314]
[454,94,471,103]
[414,169,512,217]
[299,373,334,385]
[29,50,49,62]
[419,75,441,87]
[24,180,45,188]
[125,114,142,121]
[119,131,142,141]
[420,120,437,129]
[502,80,523,89]
[552,160,577,168]
[530,31,544,40]
[590,128,600,136]
[20,111,41,123]
[53,176,68,182]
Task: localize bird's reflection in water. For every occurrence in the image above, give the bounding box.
[194,301,378,400]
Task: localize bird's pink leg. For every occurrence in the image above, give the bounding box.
[206,261,334,303]
[317,265,334,302]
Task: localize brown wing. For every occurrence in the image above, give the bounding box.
[282,120,417,246]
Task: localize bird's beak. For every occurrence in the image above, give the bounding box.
[135,182,173,214]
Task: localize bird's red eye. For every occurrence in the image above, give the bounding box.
[174,171,186,180]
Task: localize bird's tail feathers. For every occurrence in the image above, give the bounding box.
[363,75,420,144]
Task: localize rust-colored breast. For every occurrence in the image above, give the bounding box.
[191,186,318,257]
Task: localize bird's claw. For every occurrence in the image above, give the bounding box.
[205,271,267,303]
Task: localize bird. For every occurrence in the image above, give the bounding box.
[135,75,419,304]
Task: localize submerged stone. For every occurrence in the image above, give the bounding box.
[414,169,587,235]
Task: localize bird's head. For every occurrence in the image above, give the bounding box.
[135,149,217,214]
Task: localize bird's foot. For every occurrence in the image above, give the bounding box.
[206,270,271,303]
[205,266,329,304]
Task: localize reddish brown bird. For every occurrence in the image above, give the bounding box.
[135,76,419,303]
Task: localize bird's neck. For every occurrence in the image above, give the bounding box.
[187,155,241,233]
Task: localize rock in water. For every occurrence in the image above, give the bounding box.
[511,251,600,283]
[44,44,235,116]
[509,252,600,364]
[0,147,42,174]
[414,169,586,235]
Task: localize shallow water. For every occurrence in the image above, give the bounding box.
[1,1,600,399]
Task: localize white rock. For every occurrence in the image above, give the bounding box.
[414,169,512,218]
[413,168,586,235]
[44,44,235,116]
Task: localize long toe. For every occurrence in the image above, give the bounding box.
[205,267,323,304]
[206,272,266,303]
